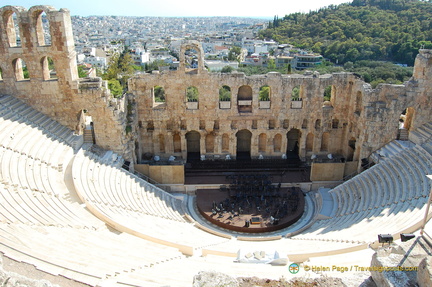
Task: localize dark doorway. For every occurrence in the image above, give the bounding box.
[236,129,252,160]
[186,131,200,162]
[286,129,300,160]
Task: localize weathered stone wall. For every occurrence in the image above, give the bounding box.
[1,5,432,165]
[129,45,432,169]
[0,5,129,159]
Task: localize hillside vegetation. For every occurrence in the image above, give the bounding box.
[260,0,432,66]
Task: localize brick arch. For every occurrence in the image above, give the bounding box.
[1,6,25,48]
[179,40,205,73]
[40,56,57,80]
[29,6,56,46]
[12,57,28,81]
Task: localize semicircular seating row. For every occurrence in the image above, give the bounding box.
[293,140,432,244]
[1,93,431,286]
[72,146,232,253]
[0,95,194,286]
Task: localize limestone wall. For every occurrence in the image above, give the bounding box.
[1,5,432,165]
[129,44,432,169]
[0,5,129,159]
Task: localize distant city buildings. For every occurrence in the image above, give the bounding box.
[72,15,322,72]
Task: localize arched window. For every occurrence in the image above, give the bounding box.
[13,58,29,81]
[259,85,270,101]
[219,85,231,101]
[153,85,165,103]
[291,86,301,101]
[291,85,303,109]
[237,85,252,113]
[186,86,198,102]
[5,11,21,47]
[41,56,56,80]
[324,85,336,103]
[35,11,51,46]
[219,85,231,109]
[0,67,3,81]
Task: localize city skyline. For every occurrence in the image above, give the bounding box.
[10,0,351,17]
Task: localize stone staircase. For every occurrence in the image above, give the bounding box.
[83,129,93,143]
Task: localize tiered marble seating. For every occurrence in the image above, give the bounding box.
[370,140,415,163]
[72,146,231,254]
[410,122,432,144]
[294,144,432,244]
[0,95,188,286]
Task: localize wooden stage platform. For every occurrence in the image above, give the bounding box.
[196,187,305,233]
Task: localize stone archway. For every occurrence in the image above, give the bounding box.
[185,131,200,162]
[236,129,252,160]
[286,129,300,158]
[237,85,252,113]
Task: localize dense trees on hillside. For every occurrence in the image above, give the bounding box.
[260,0,432,65]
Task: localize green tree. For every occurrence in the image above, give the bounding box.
[186,86,198,102]
[154,86,165,102]
[267,58,276,69]
[108,79,123,97]
[77,65,87,78]
[228,46,242,62]
[219,86,231,101]
[259,85,270,101]
[221,66,234,73]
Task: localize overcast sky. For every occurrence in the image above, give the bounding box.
[9,0,351,17]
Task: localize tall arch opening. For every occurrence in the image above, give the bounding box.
[35,10,51,46]
[41,56,56,80]
[236,129,252,160]
[186,131,201,162]
[179,42,205,73]
[237,85,252,113]
[5,11,21,47]
[13,58,29,81]
[286,129,300,157]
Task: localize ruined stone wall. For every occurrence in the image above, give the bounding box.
[0,6,431,165]
[129,43,432,168]
[129,69,361,163]
[0,5,129,159]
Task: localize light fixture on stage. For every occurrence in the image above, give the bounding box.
[400,233,415,242]
[378,234,393,244]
